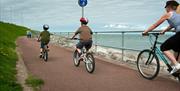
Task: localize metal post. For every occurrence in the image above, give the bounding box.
[82,7,84,17]
[67,32,70,47]
[122,32,125,61]
[95,32,98,53]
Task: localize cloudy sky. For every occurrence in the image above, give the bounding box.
[0,0,180,32]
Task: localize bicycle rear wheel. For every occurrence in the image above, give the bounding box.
[137,49,160,80]
[43,51,48,62]
[73,50,80,67]
[85,53,95,73]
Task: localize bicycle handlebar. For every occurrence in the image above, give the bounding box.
[67,38,81,40]
[142,32,161,36]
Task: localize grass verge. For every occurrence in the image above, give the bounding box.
[0,21,30,91]
[25,75,44,91]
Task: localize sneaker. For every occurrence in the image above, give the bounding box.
[170,64,180,74]
[39,52,42,58]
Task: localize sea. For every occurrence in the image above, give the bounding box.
[54,32,174,51]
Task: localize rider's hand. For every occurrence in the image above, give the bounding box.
[142,32,148,36]
[37,39,40,42]
[160,31,165,35]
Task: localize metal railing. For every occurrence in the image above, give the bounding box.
[53,31,174,61]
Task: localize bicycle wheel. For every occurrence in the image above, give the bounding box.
[43,51,48,62]
[73,50,80,67]
[137,49,160,80]
[176,73,180,82]
[85,53,95,73]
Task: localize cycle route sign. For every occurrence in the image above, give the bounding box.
[78,0,88,7]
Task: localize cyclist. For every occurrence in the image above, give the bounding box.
[71,17,93,56]
[38,24,51,57]
[26,30,32,38]
[143,0,180,74]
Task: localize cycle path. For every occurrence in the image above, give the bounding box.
[17,37,180,91]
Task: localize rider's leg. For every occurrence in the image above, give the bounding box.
[40,42,44,56]
[85,40,93,52]
[76,41,83,56]
[163,51,178,65]
[161,35,180,74]
[174,52,180,62]
[163,51,180,74]
[76,48,81,54]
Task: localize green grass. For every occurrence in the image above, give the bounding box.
[25,75,44,91]
[0,21,30,91]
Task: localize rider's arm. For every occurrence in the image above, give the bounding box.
[38,32,42,41]
[72,28,80,39]
[143,13,170,34]
[71,33,77,39]
[160,25,173,34]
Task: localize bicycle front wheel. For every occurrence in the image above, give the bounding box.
[137,49,160,80]
[73,50,80,67]
[85,53,95,73]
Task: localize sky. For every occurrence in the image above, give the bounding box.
[0,0,180,32]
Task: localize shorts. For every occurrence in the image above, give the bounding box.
[76,40,93,51]
[40,41,49,48]
[160,32,180,52]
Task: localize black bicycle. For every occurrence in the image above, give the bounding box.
[40,45,48,62]
[72,38,95,73]
[137,33,180,81]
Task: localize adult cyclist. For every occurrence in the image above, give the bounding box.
[38,24,51,57]
[143,0,180,74]
[71,17,93,56]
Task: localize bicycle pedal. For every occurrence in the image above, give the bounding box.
[172,72,180,77]
[39,55,42,58]
[167,68,172,72]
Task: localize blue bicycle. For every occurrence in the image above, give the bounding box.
[137,33,180,81]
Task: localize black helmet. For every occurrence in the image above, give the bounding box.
[43,24,49,30]
[165,0,179,8]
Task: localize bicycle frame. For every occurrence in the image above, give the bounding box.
[149,33,172,71]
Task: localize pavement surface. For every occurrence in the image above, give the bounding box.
[17,37,180,91]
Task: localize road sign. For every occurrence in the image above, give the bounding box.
[78,0,88,7]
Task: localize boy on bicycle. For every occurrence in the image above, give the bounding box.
[143,1,180,74]
[38,24,51,57]
[71,17,93,56]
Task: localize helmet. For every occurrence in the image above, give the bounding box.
[43,24,49,30]
[80,17,88,24]
[165,0,179,8]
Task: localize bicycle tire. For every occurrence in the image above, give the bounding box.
[44,51,48,62]
[177,74,180,82]
[85,53,95,73]
[73,50,80,67]
[137,49,160,80]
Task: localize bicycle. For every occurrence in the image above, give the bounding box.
[71,38,95,73]
[137,33,180,81]
[39,44,49,62]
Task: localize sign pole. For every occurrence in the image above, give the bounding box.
[78,0,87,18]
[82,7,84,18]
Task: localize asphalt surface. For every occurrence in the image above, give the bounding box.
[17,37,180,91]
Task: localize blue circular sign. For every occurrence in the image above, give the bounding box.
[78,0,88,7]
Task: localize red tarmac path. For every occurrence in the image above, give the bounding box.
[17,37,180,91]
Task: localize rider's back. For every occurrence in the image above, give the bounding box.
[40,30,50,43]
[167,11,180,32]
[76,26,92,41]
